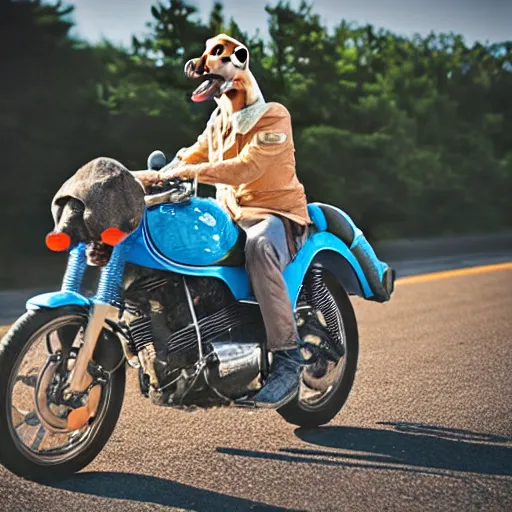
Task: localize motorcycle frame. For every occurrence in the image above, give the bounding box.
[26,204,375,394]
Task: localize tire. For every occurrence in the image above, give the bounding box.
[0,307,126,482]
[278,272,359,428]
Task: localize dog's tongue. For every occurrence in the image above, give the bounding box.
[192,77,223,102]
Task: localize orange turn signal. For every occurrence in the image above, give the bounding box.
[46,232,71,252]
[101,227,127,246]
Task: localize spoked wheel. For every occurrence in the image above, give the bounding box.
[0,306,125,482]
[278,268,359,428]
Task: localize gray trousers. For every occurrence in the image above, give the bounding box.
[239,215,301,352]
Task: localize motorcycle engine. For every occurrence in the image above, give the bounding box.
[120,266,266,407]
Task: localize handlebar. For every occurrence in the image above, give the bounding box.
[144,175,197,207]
[144,150,199,206]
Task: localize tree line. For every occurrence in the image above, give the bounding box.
[1,0,511,285]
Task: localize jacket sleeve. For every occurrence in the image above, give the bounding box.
[190,107,293,187]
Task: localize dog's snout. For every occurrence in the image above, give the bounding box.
[195,57,206,74]
[184,58,200,78]
[184,59,196,78]
[184,56,209,78]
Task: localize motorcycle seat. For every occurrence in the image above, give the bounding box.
[219,204,357,267]
[308,203,355,247]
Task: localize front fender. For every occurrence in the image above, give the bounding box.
[26,291,91,311]
[25,293,125,372]
[284,231,374,307]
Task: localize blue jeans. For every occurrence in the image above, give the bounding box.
[239,215,304,351]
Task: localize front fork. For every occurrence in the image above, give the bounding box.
[62,242,126,394]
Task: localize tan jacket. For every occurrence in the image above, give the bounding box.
[177,101,311,226]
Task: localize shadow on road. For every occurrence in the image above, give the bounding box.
[50,471,301,511]
[217,422,512,477]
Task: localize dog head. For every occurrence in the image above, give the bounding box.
[184,34,251,104]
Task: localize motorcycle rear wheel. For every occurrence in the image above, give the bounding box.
[278,271,359,428]
[0,307,125,482]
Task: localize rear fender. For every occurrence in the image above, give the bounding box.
[284,231,374,307]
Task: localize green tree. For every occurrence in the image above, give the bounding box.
[1,0,511,288]
[0,0,105,252]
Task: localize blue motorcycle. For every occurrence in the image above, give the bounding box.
[0,153,394,482]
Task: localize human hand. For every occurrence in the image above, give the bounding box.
[162,164,198,181]
[132,170,163,189]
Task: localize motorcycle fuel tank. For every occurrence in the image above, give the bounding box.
[145,197,241,266]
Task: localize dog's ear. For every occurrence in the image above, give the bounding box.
[231,45,249,69]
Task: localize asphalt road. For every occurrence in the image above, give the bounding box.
[1,265,511,511]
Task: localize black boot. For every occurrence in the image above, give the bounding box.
[238,348,306,409]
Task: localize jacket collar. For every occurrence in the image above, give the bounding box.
[209,97,270,135]
[232,98,270,134]
[207,97,270,159]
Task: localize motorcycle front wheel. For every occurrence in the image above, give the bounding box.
[0,306,125,482]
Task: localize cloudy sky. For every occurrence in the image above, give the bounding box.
[69,0,511,47]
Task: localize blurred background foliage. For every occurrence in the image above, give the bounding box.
[0,0,511,286]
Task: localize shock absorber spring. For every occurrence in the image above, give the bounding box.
[94,244,127,305]
[306,267,343,344]
[61,243,87,293]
